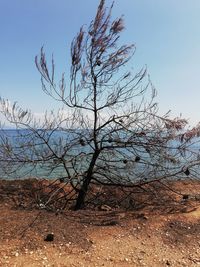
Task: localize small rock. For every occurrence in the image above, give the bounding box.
[100,205,112,211]
[86,238,94,244]
[44,233,54,242]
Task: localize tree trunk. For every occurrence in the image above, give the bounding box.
[74,177,91,210]
[74,151,100,210]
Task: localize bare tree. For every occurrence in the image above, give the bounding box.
[1,0,200,210]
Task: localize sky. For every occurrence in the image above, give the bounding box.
[0,0,200,126]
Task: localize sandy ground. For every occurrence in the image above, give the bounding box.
[0,179,200,267]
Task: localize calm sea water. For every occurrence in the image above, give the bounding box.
[0,129,200,180]
[0,129,85,179]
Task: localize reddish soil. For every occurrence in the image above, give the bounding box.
[0,179,200,266]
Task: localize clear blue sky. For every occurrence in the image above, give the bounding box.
[0,0,200,125]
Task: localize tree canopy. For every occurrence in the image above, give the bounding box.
[1,0,200,210]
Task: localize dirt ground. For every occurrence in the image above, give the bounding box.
[0,179,200,267]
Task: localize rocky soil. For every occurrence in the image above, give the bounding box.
[0,179,200,266]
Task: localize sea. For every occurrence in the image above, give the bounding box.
[0,129,200,181]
